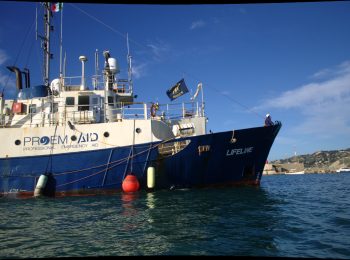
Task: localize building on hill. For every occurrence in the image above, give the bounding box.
[263,162,304,175]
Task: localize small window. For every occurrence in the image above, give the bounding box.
[108,96,114,106]
[66,97,75,106]
[29,104,37,114]
[78,96,90,111]
[51,102,58,113]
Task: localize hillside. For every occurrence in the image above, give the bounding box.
[271,148,350,173]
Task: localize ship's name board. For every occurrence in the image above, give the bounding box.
[226,147,253,156]
[23,133,99,146]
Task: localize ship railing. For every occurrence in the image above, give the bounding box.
[0,100,205,127]
[62,76,82,91]
[70,110,96,124]
[91,75,104,90]
[62,75,132,94]
[157,102,205,120]
[113,101,205,121]
[0,111,60,127]
[62,75,107,88]
[158,140,191,156]
[62,104,100,124]
[115,79,132,94]
[58,101,204,123]
[115,102,147,120]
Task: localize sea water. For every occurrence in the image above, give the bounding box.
[1,173,350,258]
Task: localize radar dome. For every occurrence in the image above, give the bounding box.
[108,58,120,74]
[50,78,60,94]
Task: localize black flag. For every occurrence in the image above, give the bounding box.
[166,78,189,101]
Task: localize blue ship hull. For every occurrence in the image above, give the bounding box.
[0,123,281,198]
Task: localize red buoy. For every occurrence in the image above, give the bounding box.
[122,174,140,193]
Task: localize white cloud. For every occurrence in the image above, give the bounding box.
[0,49,10,86]
[293,95,350,137]
[0,49,9,65]
[190,20,206,30]
[311,61,350,80]
[0,71,10,84]
[131,40,170,78]
[132,62,147,79]
[146,41,170,62]
[257,60,350,137]
[311,68,332,79]
[263,70,350,110]
[132,40,172,78]
[0,73,9,87]
[0,48,16,95]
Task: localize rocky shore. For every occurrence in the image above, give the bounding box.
[270,148,350,174]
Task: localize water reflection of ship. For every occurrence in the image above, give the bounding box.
[120,192,156,219]
[146,192,155,210]
[121,192,139,218]
[121,192,139,203]
[107,188,286,255]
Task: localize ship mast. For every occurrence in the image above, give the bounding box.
[127,33,133,94]
[42,2,51,87]
[39,2,55,125]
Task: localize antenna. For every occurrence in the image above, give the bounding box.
[59,3,63,79]
[94,49,99,90]
[127,33,133,93]
[127,33,130,56]
[35,5,38,41]
[42,2,51,87]
[200,83,204,116]
[63,51,66,79]
[95,49,99,76]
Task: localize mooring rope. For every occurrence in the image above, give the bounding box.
[53,135,177,188]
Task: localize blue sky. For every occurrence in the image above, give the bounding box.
[1,1,350,160]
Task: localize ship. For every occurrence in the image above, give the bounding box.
[336,168,350,173]
[0,3,281,198]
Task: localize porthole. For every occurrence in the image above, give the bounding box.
[136,128,141,134]
[71,135,77,141]
[104,132,110,138]
[15,140,21,146]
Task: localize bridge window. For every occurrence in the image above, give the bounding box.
[78,96,90,111]
[66,97,75,106]
[108,96,114,106]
